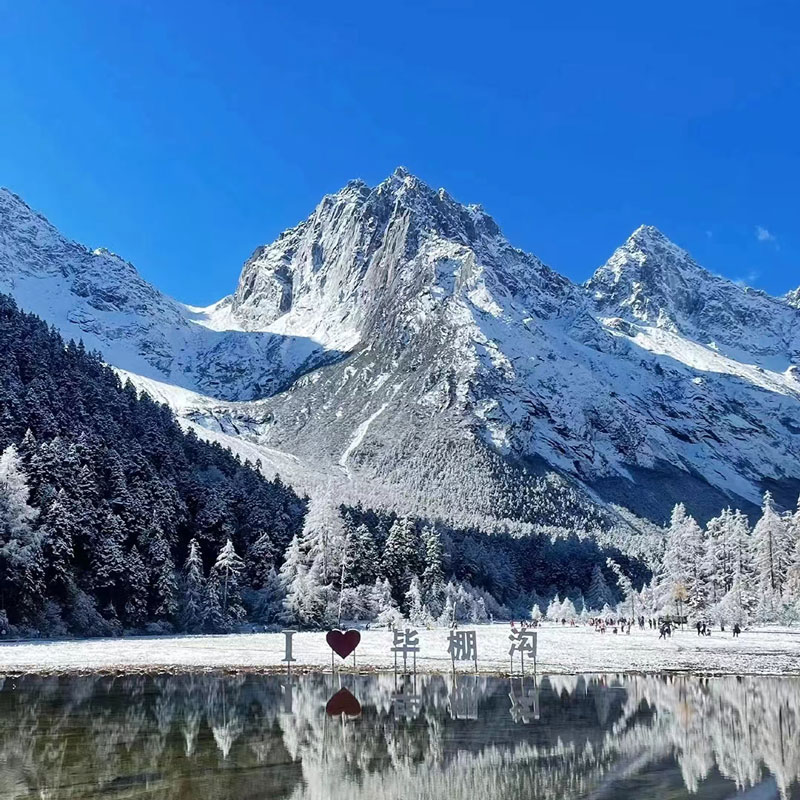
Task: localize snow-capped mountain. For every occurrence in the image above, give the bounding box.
[0,188,340,401]
[2,172,799,526]
[588,225,800,369]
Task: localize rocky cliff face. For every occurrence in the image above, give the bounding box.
[2,174,799,526]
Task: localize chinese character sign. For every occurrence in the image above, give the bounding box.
[391,628,420,672]
[281,630,297,669]
[508,629,537,673]
[448,630,478,671]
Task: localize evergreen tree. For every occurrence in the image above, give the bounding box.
[201,579,226,633]
[280,534,326,626]
[371,577,401,627]
[254,566,285,624]
[123,546,148,629]
[421,525,445,593]
[39,490,76,598]
[0,444,45,625]
[148,533,178,624]
[607,558,637,619]
[349,523,379,586]
[180,538,205,633]
[247,531,275,588]
[585,564,615,610]
[546,595,563,620]
[93,512,127,610]
[383,516,417,596]
[751,492,791,617]
[209,539,245,629]
[405,575,430,625]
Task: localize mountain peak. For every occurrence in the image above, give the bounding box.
[628,224,670,246]
[786,287,800,309]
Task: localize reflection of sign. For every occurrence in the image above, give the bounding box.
[326,629,361,659]
[391,628,420,672]
[448,630,478,670]
[448,675,479,720]
[282,630,297,666]
[325,687,362,717]
[392,672,421,719]
[509,678,540,724]
[392,690,422,719]
[282,676,293,714]
[509,630,537,672]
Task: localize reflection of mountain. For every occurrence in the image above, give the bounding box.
[0,673,796,799]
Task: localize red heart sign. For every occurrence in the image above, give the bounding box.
[326,629,361,659]
[325,687,362,717]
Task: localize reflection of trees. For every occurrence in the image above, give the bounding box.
[609,675,800,798]
[0,673,796,799]
[0,674,301,799]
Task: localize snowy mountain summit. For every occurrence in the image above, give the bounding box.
[1,173,799,526]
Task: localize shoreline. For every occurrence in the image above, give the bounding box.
[1,623,798,678]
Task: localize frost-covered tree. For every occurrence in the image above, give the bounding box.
[93,512,127,612]
[655,504,707,613]
[561,598,577,621]
[607,558,637,619]
[712,567,753,627]
[348,523,379,587]
[546,595,563,621]
[300,493,347,587]
[180,538,205,633]
[0,445,46,625]
[201,579,226,633]
[39,490,75,598]
[247,531,275,589]
[255,565,285,624]
[704,509,735,603]
[0,445,37,534]
[148,532,178,625]
[751,492,792,618]
[421,525,444,591]
[124,545,148,629]
[208,539,245,629]
[371,577,401,627]
[280,535,325,627]
[585,565,615,610]
[405,575,431,626]
[383,516,418,596]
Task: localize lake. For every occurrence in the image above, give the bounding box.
[0,672,797,799]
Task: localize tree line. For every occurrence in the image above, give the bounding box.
[606,496,800,624]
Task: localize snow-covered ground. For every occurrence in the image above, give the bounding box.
[1,623,798,676]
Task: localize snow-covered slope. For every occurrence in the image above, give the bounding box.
[0,188,340,400]
[2,175,799,526]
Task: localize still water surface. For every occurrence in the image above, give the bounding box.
[0,672,797,799]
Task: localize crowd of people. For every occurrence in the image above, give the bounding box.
[508,615,745,639]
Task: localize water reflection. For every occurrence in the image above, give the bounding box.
[0,672,797,799]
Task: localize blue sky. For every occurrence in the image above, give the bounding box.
[1,1,797,304]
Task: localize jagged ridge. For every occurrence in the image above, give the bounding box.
[2,173,799,527]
